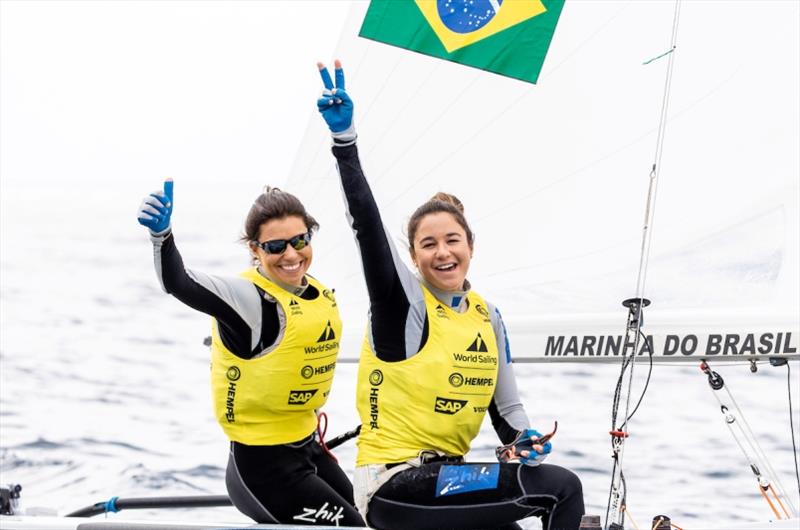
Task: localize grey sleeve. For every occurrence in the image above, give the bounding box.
[488,302,530,443]
[150,230,265,351]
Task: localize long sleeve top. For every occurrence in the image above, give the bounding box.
[149,232,317,359]
[332,141,530,444]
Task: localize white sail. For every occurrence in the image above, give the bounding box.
[287,0,800,364]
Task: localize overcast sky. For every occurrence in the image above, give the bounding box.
[1,1,352,187]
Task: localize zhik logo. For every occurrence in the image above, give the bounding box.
[293,502,344,525]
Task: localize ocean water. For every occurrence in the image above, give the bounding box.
[1,178,798,529]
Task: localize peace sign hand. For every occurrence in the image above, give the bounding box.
[317,60,354,135]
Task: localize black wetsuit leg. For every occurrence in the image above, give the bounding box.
[225,439,365,526]
[367,462,583,530]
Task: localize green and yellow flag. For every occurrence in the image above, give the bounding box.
[359,0,565,84]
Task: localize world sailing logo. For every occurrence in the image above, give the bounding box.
[466,333,488,353]
[317,321,336,342]
[304,321,339,354]
[288,298,302,316]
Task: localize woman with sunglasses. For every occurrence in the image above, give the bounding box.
[316,62,585,530]
[137,181,365,527]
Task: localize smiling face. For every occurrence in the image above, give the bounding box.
[251,215,312,287]
[411,211,473,292]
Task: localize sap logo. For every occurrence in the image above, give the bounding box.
[434,397,468,415]
[435,304,450,319]
[288,389,318,405]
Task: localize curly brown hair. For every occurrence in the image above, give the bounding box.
[406,192,474,251]
[241,186,319,247]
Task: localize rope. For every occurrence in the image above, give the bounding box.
[622,503,640,530]
[758,484,781,519]
[701,362,799,517]
[721,382,797,515]
[788,363,800,499]
[769,483,791,519]
[316,411,338,463]
[606,2,683,527]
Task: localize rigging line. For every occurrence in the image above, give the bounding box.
[379,3,633,205]
[293,1,369,191]
[788,363,800,500]
[723,383,799,515]
[299,32,392,203]
[361,62,443,161]
[618,330,654,430]
[373,71,484,190]
[476,60,741,224]
[705,366,799,516]
[608,3,683,525]
[633,0,681,301]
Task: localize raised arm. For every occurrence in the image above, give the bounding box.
[137,180,271,358]
[317,62,426,362]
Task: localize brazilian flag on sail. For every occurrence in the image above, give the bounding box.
[359,0,565,84]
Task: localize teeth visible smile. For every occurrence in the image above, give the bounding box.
[281,262,302,271]
[435,264,456,271]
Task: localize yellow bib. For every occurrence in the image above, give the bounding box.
[210,269,341,445]
[356,287,499,465]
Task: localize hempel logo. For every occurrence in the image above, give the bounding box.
[368,369,383,429]
[474,304,491,322]
[225,365,240,423]
[322,289,337,306]
[300,362,336,379]
[449,372,494,388]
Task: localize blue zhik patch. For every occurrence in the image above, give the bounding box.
[435,464,500,497]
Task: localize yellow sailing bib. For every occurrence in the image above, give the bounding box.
[356,287,499,465]
[211,269,341,445]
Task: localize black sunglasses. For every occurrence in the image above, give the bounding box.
[254,233,311,255]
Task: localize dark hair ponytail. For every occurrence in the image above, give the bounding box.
[407,192,474,250]
[241,186,319,244]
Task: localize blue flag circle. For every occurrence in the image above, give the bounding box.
[437,0,503,34]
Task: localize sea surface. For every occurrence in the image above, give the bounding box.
[1,178,798,529]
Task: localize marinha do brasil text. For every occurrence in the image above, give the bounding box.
[545,332,796,357]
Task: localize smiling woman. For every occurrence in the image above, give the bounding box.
[242,187,316,287]
[316,62,584,530]
[135,181,365,527]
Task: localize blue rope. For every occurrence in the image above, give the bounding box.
[104,496,119,513]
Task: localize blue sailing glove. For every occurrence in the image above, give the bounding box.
[317,60,355,137]
[137,179,173,235]
[495,424,556,467]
